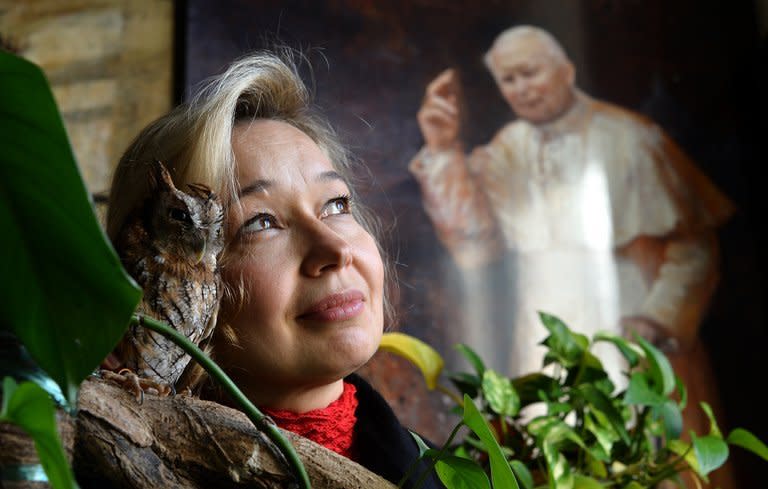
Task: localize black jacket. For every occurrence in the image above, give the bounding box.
[347,374,444,489]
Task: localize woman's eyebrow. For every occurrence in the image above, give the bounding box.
[239,179,273,197]
[239,171,343,197]
[316,170,344,183]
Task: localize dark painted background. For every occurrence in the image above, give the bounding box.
[181,1,768,485]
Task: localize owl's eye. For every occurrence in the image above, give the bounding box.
[169,208,191,223]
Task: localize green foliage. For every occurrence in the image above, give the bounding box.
[0,377,79,489]
[0,50,142,408]
[0,49,140,489]
[398,312,768,489]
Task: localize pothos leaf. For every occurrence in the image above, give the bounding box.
[573,474,604,489]
[482,369,520,417]
[593,331,642,368]
[691,431,729,478]
[539,312,588,367]
[633,333,675,396]
[653,399,683,440]
[543,442,574,489]
[434,455,491,489]
[726,428,768,462]
[577,384,630,444]
[454,343,486,377]
[698,402,722,438]
[624,372,666,407]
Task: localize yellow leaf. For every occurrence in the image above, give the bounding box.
[379,333,444,389]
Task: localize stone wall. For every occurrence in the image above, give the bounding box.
[0,0,173,196]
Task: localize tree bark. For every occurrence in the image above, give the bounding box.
[74,377,396,489]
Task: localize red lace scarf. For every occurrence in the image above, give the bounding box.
[262,382,358,459]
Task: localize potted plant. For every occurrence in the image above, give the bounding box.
[381,312,768,488]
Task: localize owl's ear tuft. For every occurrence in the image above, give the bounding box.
[150,159,178,192]
[187,183,214,201]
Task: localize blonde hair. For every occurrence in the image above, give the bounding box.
[483,25,570,73]
[108,51,351,239]
[107,50,397,389]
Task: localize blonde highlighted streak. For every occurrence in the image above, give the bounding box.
[108,48,398,392]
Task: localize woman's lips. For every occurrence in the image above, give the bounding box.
[299,290,365,322]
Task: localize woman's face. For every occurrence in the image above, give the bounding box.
[218,119,384,399]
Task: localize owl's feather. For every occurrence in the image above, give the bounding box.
[112,160,224,388]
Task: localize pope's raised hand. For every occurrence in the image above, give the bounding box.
[417,68,462,152]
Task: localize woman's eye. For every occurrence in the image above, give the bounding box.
[242,213,277,233]
[321,196,351,217]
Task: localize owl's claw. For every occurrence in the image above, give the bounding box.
[100,368,173,403]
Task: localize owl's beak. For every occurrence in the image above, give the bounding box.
[195,243,207,264]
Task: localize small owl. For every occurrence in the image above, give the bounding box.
[107,160,224,395]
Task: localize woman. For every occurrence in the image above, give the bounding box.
[107,51,441,488]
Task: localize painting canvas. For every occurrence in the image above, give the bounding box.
[183,1,767,485]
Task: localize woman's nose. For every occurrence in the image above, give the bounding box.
[300,220,354,277]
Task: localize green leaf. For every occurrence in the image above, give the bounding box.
[546,401,572,417]
[409,431,432,457]
[577,384,630,444]
[509,460,534,489]
[632,334,675,396]
[691,432,729,478]
[379,332,444,389]
[593,331,642,368]
[573,474,604,489]
[449,372,481,399]
[674,375,687,410]
[668,439,700,474]
[652,400,682,440]
[462,394,520,489]
[726,428,768,462]
[585,450,607,478]
[565,351,611,389]
[482,369,520,417]
[543,442,573,489]
[622,483,646,489]
[0,52,142,406]
[512,373,560,406]
[454,344,486,377]
[624,372,666,407]
[584,412,618,459]
[539,312,588,367]
[528,416,588,452]
[0,378,79,489]
[698,402,722,438]
[434,455,491,489]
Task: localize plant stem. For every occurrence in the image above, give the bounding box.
[134,314,311,489]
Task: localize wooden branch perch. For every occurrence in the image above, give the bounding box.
[74,377,396,489]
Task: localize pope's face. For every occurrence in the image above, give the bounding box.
[217,120,384,397]
[488,37,575,124]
